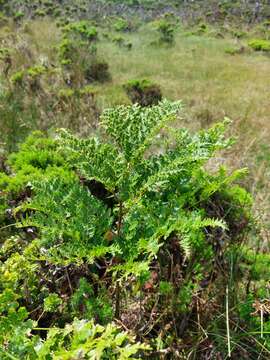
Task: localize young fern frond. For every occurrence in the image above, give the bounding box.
[100,99,182,161]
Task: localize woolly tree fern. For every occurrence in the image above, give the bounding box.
[17,100,249,274]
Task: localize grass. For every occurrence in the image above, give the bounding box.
[96,24,270,249]
[98,25,270,132]
[97,25,270,174]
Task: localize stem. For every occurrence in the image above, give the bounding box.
[117,201,123,236]
[261,308,264,339]
[115,280,120,319]
[3,351,20,360]
[65,267,73,294]
[115,201,123,319]
[226,285,231,358]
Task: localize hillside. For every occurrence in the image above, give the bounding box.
[1,0,270,23]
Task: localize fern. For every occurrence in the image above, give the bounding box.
[16,177,114,264]
[0,99,253,358]
[14,101,247,270]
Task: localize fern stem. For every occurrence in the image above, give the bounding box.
[115,280,120,319]
[3,351,20,360]
[261,308,264,339]
[226,285,231,358]
[115,201,123,319]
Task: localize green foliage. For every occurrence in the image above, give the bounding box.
[44,293,62,312]
[63,21,98,42]
[123,78,162,106]
[58,37,75,65]
[71,278,113,324]
[225,46,245,55]
[248,39,270,51]
[10,70,24,85]
[27,65,47,78]
[18,177,113,264]
[156,19,175,44]
[159,280,173,296]
[0,100,254,357]
[114,18,130,32]
[0,131,73,232]
[37,319,150,359]
[112,35,132,50]
[58,21,110,84]
[0,47,11,61]
[13,10,24,21]
[0,312,149,359]
[0,290,38,360]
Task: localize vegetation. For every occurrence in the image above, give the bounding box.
[248,39,270,52]
[156,19,175,44]
[0,1,270,359]
[123,79,162,106]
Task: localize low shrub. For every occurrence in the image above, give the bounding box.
[113,17,131,32]
[248,39,270,51]
[63,21,98,42]
[156,19,175,44]
[112,35,132,49]
[58,21,110,85]
[10,70,24,85]
[225,46,246,55]
[84,59,110,82]
[123,78,162,106]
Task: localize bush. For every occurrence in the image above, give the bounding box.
[113,18,131,32]
[225,46,245,55]
[63,21,98,42]
[84,59,110,82]
[156,19,175,44]
[10,70,24,85]
[248,39,270,52]
[13,10,24,22]
[112,35,132,49]
[58,21,110,85]
[123,78,162,106]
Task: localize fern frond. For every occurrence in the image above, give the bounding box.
[101,99,182,160]
[17,178,113,263]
